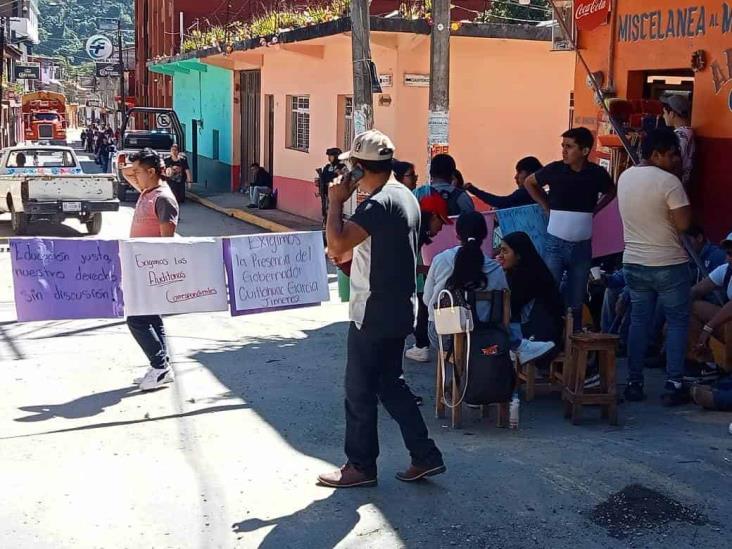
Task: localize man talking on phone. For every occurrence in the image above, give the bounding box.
[318,130,445,489]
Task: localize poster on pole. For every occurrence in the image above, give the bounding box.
[120,238,228,316]
[224,232,329,316]
[495,204,549,257]
[422,212,496,264]
[10,238,124,322]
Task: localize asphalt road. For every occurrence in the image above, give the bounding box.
[0,138,730,548]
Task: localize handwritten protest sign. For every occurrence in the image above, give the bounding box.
[224,232,329,316]
[10,238,123,322]
[496,204,549,256]
[120,238,228,316]
[421,212,496,264]
[592,199,625,258]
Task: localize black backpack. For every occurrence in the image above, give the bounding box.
[432,186,464,216]
[463,290,516,405]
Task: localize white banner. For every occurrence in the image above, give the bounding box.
[224,232,329,315]
[120,238,228,316]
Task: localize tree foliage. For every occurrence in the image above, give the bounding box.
[37,0,134,65]
[476,0,552,24]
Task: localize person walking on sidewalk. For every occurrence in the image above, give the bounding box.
[617,129,692,405]
[524,127,616,330]
[165,144,192,204]
[121,148,179,392]
[320,130,445,488]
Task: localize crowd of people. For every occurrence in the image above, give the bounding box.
[313,111,729,487]
[81,124,118,174]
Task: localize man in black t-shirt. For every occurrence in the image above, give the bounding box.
[315,147,343,224]
[524,127,615,329]
[318,130,445,489]
[164,144,192,204]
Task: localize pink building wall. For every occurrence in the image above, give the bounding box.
[225,31,574,220]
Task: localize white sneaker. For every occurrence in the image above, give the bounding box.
[512,339,555,365]
[137,367,175,391]
[405,345,430,363]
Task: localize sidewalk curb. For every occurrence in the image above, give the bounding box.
[187,192,294,233]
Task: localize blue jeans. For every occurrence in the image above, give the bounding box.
[127,315,169,369]
[543,234,592,331]
[601,287,630,343]
[624,263,691,384]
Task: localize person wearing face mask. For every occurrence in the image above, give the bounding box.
[618,128,692,406]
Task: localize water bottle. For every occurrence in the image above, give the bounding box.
[509,393,520,430]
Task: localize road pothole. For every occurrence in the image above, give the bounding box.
[590,484,707,539]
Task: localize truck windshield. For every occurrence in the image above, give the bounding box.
[33,113,60,122]
[8,150,77,168]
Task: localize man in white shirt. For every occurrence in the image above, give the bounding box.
[618,128,691,405]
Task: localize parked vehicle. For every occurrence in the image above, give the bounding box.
[112,107,185,201]
[22,91,67,144]
[0,145,118,235]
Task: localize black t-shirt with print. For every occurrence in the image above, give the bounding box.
[349,179,419,338]
[534,160,613,213]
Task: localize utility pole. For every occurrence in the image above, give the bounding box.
[117,18,125,130]
[350,0,373,135]
[427,0,451,180]
[0,17,5,148]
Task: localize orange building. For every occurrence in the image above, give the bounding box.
[571,0,732,240]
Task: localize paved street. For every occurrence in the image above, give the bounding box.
[0,143,730,548]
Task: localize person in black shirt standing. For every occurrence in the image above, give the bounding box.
[164,144,192,204]
[524,127,615,329]
[319,130,445,489]
[465,156,542,209]
[315,148,342,224]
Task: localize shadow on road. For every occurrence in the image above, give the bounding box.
[14,386,143,422]
[0,215,87,239]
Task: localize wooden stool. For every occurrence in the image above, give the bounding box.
[562,333,619,425]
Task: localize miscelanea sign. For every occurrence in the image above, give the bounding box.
[575,0,611,31]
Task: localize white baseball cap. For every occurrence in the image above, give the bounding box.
[339,130,395,162]
[721,232,732,247]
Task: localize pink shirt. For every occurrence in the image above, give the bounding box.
[130,184,178,238]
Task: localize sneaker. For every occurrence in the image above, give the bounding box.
[405,345,430,363]
[683,362,721,385]
[512,339,555,365]
[133,365,174,385]
[624,382,646,402]
[317,464,377,488]
[661,380,691,407]
[584,373,601,390]
[396,463,447,482]
[138,367,174,391]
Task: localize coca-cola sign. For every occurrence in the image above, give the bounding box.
[575,0,611,32]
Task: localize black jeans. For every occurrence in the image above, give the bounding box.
[414,294,430,348]
[345,323,443,476]
[127,315,169,369]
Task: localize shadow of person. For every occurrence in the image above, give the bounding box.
[15,385,142,422]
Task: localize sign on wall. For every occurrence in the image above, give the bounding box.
[86,34,114,61]
[13,63,40,80]
[10,238,124,322]
[404,73,430,87]
[575,0,611,32]
[224,232,329,316]
[95,62,122,78]
[120,238,228,316]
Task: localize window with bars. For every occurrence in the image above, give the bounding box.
[286,95,310,152]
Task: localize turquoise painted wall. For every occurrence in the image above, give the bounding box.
[172,64,234,193]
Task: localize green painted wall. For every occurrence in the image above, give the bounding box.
[172,64,234,193]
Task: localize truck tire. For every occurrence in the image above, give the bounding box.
[10,210,28,235]
[117,182,128,202]
[86,213,103,235]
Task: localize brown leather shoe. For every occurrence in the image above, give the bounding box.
[395,463,446,482]
[317,464,377,488]
[691,385,716,410]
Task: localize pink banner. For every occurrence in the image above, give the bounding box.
[592,199,625,258]
[422,211,495,265]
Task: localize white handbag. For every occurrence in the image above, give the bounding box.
[435,289,474,335]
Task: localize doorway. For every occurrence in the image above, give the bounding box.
[239,70,261,191]
[263,94,274,177]
[191,119,199,183]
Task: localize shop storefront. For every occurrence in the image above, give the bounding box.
[571,0,732,240]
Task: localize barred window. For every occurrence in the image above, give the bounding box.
[286,95,310,152]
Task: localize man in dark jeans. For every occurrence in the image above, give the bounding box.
[524,127,616,330]
[320,130,445,488]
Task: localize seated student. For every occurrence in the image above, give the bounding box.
[392,159,419,191]
[687,224,727,287]
[496,232,561,364]
[691,378,732,411]
[464,157,542,210]
[689,231,732,369]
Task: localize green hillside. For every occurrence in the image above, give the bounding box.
[36,0,134,65]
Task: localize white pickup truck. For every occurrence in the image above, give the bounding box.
[0,145,119,235]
